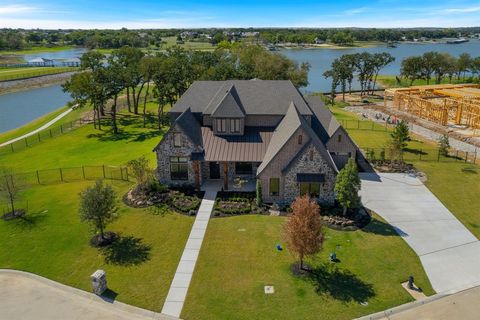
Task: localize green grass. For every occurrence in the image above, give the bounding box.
[160,36,215,51]
[0,181,193,311]
[182,215,433,320]
[0,104,164,171]
[376,75,473,88]
[0,67,77,81]
[0,45,74,55]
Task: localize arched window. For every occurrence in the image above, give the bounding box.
[298,134,303,145]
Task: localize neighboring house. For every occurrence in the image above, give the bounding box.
[154,80,368,204]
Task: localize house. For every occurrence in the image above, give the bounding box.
[154,80,367,204]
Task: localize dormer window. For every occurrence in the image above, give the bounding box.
[231,119,241,133]
[217,119,226,133]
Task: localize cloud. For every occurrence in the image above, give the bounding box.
[343,7,369,15]
[441,6,480,13]
[0,5,36,15]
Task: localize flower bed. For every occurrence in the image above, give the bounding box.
[320,206,371,231]
[214,198,252,215]
[170,192,201,215]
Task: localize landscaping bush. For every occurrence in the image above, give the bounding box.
[215,198,252,215]
[170,192,201,213]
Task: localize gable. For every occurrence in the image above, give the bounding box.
[209,85,246,118]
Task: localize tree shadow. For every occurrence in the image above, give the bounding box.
[461,166,478,174]
[306,263,375,303]
[9,210,48,230]
[404,148,427,155]
[361,217,403,237]
[102,235,151,266]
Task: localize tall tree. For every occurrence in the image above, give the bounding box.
[334,158,361,216]
[284,195,324,270]
[114,46,145,114]
[401,56,424,85]
[457,53,472,80]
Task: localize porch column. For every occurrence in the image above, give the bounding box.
[193,160,201,190]
[223,162,229,190]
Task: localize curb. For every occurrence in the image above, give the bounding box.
[0,269,178,320]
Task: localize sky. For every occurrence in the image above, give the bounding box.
[0,0,479,29]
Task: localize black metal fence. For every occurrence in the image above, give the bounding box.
[364,147,479,165]
[4,165,130,188]
[0,118,90,156]
[339,119,391,131]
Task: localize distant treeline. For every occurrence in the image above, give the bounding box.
[1,27,480,51]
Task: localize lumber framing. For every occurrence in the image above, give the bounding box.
[384,84,480,131]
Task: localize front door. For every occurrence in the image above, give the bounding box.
[209,162,220,179]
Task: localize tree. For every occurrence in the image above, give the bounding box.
[334,158,361,216]
[371,52,395,93]
[256,179,263,206]
[0,168,22,217]
[284,195,324,270]
[457,53,472,80]
[401,56,424,85]
[127,156,154,190]
[114,46,145,114]
[438,134,450,157]
[389,120,410,161]
[79,180,117,241]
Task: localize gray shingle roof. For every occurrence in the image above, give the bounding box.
[170,80,312,116]
[174,108,203,147]
[209,85,245,118]
[305,95,341,142]
[257,101,338,175]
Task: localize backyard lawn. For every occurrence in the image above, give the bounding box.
[0,181,194,311]
[0,104,164,171]
[182,215,433,320]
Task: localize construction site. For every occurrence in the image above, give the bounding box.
[384,84,480,137]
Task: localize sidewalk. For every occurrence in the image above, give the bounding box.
[161,189,217,318]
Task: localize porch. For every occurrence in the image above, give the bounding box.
[198,161,259,192]
[201,176,257,192]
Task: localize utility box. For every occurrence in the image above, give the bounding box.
[91,269,107,295]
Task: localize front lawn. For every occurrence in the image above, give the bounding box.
[182,215,433,320]
[0,181,193,311]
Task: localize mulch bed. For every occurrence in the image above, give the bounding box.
[321,207,371,231]
[1,209,26,221]
[90,231,118,247]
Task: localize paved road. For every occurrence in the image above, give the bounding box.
[161,186,217,318]
[0,269,173,320]
[0,107,73,147]
[360,173,480,294]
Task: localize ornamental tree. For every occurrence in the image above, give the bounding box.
[79,180,117,241]
[334,158,361,216]
[284,195,324,270]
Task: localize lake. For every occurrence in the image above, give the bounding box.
[0,84,71,133]
[280,40,480,93]
[22,48,88,63]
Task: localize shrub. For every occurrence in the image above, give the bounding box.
[215,198,251,215]
[170,193,201,213]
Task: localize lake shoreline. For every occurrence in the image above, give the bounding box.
[0,71,76,95]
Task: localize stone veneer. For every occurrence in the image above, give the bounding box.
[282,144,336,205]
[155,125,201,186]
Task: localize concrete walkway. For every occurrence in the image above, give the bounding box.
[360,173,480,294]
[161,188,217,318]
[0,107,73,147]
[0,269,173,320]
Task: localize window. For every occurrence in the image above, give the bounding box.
[298,134,303,145]
[170,156,188,180]
[338,134,342,143]
[309,149,314,161]
[270,178,280,196]
[235,162,253,174]
[231,119,241,133]
[299,183,320,197]
[173,133,182,147]
[216,119,226,133]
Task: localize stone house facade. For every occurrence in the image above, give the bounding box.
[154,80,365,204]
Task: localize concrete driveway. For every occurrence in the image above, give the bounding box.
[360,172,480,294]
[0,269,173,320]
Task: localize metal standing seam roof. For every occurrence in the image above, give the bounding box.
[170,80,313,116]
[201,126,274,162]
